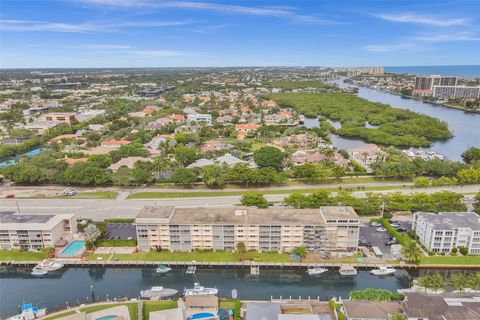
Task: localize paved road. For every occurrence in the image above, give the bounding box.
[0,184,478,220]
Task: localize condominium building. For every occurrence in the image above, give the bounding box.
[135,206,360,253]
[433,85,480,100]
[42,112,77,124]
[0,211,77,251]
[413,212,480,254]
[413,75,457,96]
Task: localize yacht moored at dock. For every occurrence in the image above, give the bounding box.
[31,267,48,276]
[155,264,172,274]
[339,265,357,276]
[183,282,218,296]
[35,260,64,272]
[140,286,178,300]
[307,266,328,275]
[370,266,396,276]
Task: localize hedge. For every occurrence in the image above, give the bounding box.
[370,218,412,246]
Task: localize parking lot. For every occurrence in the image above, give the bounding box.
[359,221,412,260]
[106,223,137,240]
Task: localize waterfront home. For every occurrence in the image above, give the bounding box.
[290,150,330,165]
[341,301,401,320]
[413,211,480,254]
[0,211,76,251]
[135,206,360,253]
[271,134,320,149]
[348,144,385,170]
[401,292,480,319]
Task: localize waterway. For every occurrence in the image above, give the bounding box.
[0,266,475,317]
[326,78,480,161]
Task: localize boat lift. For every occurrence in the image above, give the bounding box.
[186,265,196,274]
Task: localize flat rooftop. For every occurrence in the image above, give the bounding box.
[416,212,480,230]
[136,206,359,225]
[0,211,74,231]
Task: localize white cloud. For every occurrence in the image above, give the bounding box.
[74,44,134,49]
[376,12,469,26]
[77,0,337,24]
[0,19,194,33]
[413,32,480,42]
[364,43,420,53]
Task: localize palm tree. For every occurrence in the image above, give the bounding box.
[401,242,422,264]
[416,276,431,292]
[429,274,445,293]
[449,274,468,293]
[467,273,480,292]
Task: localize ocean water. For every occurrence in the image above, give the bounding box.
[385,65,480,78]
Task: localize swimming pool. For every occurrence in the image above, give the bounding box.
[96,315,118,320]
[187,313,216,319]
[60,240,85,257]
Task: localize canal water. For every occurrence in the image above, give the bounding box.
[0,266,474,317]
[325,78,480,161]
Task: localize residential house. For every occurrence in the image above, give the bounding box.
[341,301,402,320]
[109,157,152,172]
[235,123,260,140]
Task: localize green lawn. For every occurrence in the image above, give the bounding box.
[90,253,111,261]
[100,250,292,263]
[143,301,177,320]
[0,249,46,261]
[96,239,137,247]
[42,310,76,320]
[72,191,118,199]
[420,255,480,265]
[80,303,137,320]
[128,185,410,199]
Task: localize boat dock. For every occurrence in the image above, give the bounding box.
[2,260,480,269]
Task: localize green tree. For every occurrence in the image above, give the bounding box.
[131,167,154,185]
[1,164,45,185]
[253,146,285,169]
[174,147,198,166]
[449,274,468,293]
[171,168,197,185]
[202,165,227,188]
[429,274,445,293]
[293,246,307,257]
[416,276,431,292]
[236,242,246,253]
[467,272,480,291]
[414,177,430,188]
[112,166,132,186]
[87,154,112,168]
[462,147,480,164]
[401,242,422,264]
[240,192,268,208]
[63,162,111,186]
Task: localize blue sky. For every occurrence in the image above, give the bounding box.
[1,0,479,68]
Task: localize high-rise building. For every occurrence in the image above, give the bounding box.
[413,75,457,96]
[433,86,480,99]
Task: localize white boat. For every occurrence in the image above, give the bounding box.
[36,260,64,271]
[307,266,328,275]
[339,265,357,276]
[140,286,178,300]
[31,267,48,276]
[370,266,396,276]
[184,282,218,296]
[155,264,171,274]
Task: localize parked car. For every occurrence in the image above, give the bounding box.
[376,227,387,232]
[63,187,76,196]
[395,227,408,232]
[370,222,381,227]
[6,194,15,199]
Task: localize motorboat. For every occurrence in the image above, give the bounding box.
[140,286,178,300]
[370,266,396,276]
[36,260,64,271]
[307,266,328,275]
[31,267,48,277]
[339,265,357,276]
[155,264,172,274]
[183,282,218,296]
